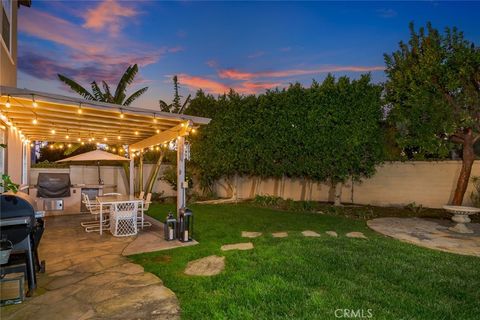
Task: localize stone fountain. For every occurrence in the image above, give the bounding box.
[443,205,480,234]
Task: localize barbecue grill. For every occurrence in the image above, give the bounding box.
[36,172,71,198]
[0,192,45,297]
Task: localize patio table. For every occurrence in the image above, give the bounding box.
[96,195,144,235]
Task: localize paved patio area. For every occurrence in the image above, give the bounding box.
[2,214,193,320]
[368,217,480,257]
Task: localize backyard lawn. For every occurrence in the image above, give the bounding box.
[130,203,480,320]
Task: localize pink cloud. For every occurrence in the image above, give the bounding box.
[218,65,385,80]
[178,74,283,95]
[83,0,138,36]
[178,74,230,94]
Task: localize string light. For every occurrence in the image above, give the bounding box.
[77,137,81,142]
[32,95,38,107]
[65,129,70,139]
[91,137,95,141]
[105,146,109,150]
[135,131,139,135]
[30,143,34,147]
[49,145,54,149]
[112,148,116,152]
[117,135,121,140]
[156,129,160,134]
[67,143,72,147]
[191,128,197,134]
[5,95,11,108]
[153,113,157,123]
[155,146,160,151]
[120,109,124,119]
[32,116,38,125]
[51,124,56,134]
[78,103,83,114]
[81,141,85,145]
[180,123,185,127]
[103,137,107,142]
[58,144,64,149]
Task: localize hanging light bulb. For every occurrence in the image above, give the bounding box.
[120,109,124,119]
[135,131,139,135]
[91,137,95,141]
[81,141,85,145]
[77,137,81,142]
[192,128,197,134]
[66,134,70,139]
[156,129,160,134]
[32,95,38,107]
[32,117,38,125]
[103,137,107,142]
[112,148,116,152]
[67,143,72,148]
[30,143,34,147]
[59,144,64,149]
[88,138,92,142]
[155,146,160,151]
[49,145,54,149]
[51,128,56,134]
[78,103,83,114]
[153,113,157,123]
[5,95,11,108]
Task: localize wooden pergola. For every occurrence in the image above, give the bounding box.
[0,86,210,213]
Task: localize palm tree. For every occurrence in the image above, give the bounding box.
[58,64,148,106]
[144,76,191,194]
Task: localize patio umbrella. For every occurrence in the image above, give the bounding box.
[56,149,130,184]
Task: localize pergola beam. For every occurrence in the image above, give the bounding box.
[129,123,191,151]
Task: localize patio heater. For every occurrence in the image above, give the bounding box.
[164,213,177,241]
[178,207,193,242]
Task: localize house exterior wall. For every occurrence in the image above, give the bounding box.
[1,0,18,87]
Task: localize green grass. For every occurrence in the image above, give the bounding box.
[130,203,480,320]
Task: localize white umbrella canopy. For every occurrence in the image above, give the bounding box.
[56,150,130,184]
[56,149,130,162]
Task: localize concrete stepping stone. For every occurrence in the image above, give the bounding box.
[302,230,321,237]
[346,231,367,239]
[241,231,262,238]
[326,231,338,237]
[184,255,225,276]
[221,242,254,251]
[272,232,288,238]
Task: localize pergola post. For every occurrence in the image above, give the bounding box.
[177,136,186,216]
[129,155,134,196]
[138,150,144,193]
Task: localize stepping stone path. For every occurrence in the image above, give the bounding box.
[302,230,321,237]
[184,255,225,276]
[326,231,338,237]
[346,231,367,239]
[272,232,288,238]
[221,242,254,251]
[241,231,262,238]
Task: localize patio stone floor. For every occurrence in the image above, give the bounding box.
[1,214,189,320]
[368,217,480,257]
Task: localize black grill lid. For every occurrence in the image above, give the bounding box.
[36,173,71,198]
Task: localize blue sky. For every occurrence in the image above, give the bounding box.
[17,1,480,110]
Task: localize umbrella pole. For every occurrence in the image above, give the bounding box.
[97,161,102,184]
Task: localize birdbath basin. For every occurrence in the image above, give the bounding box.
[443,205,480,234]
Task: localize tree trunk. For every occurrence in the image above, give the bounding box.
[334,182,343,206]
[452,129,476,205]
[145,152,165,194]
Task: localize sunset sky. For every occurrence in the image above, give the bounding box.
[17,1,480,110]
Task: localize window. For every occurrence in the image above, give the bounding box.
[0,124,5,175]
[1,0,12,53]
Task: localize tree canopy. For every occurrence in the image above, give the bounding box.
[385,22,480,204]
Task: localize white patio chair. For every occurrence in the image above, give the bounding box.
[109,201,138,237]
[138,192,152,228]
[81,193,110,232]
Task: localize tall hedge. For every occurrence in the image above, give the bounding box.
[189,74,384,193]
